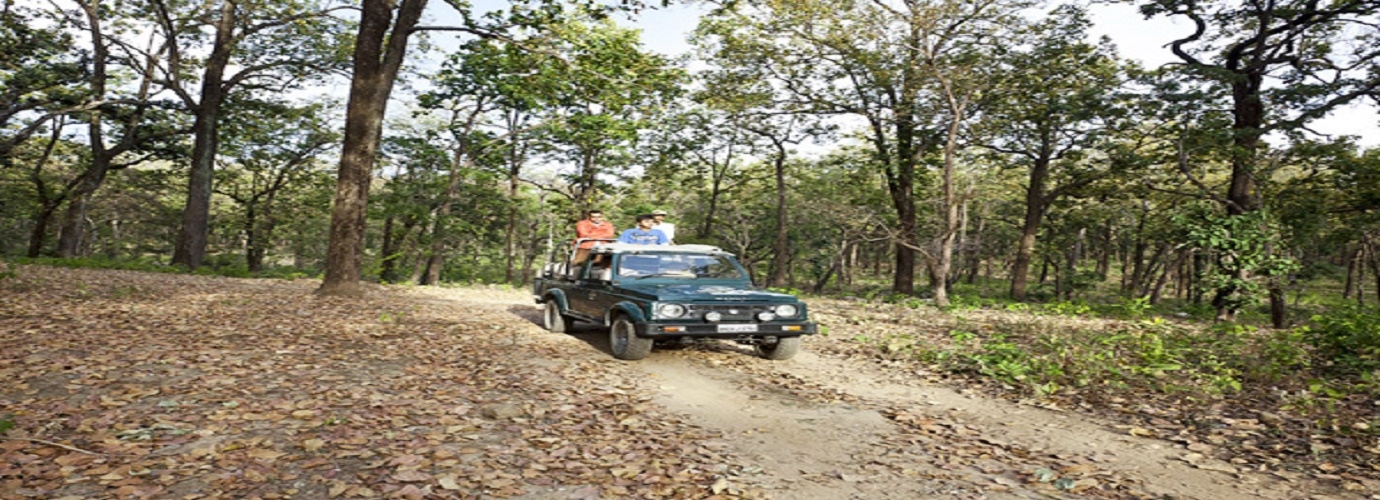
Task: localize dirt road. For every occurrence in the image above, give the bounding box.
[440,287,1330,500]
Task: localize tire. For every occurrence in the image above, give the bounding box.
[543,300,569,333]
[609,316,653,361]
[756,336,801,360]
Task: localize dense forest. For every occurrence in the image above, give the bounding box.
[3,0,1379,326]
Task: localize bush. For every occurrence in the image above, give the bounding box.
[1306,308,1380,377]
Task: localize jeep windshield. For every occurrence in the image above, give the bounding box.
[616,254,746,280]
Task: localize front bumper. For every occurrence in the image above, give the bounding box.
[638,321,817,338]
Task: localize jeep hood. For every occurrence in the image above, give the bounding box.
[620,284,798,302]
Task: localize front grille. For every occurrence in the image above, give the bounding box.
[685,304,772,321]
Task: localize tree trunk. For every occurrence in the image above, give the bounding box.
[1096,223,1112,280]
[27,122,67,258]
[1358,247,1366,307]
[881,44,919,296]
[1150,250,1188,305]
[318,0,428,297]
[172,0,236,269]
[699,142,737,239]
[57,157,108,258]
[28,204,60,258]
[245,204,264,272]
[767,142,789,288]
[1010,157,1050,301]
[1366,235,1380,309]
[379,215,400,282]
[1343,245,1359,299]
[1062,227,1085,300]
[58,0,111,258]
[1207,74,1267,321]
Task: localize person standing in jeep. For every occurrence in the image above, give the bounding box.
[573,210,616,263]
[619,214,669,245]
[650,209,676,244]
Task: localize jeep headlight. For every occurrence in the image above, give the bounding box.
[774,304,799,318]
[655,303,686,319]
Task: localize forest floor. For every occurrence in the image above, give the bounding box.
[0,265,1373,499]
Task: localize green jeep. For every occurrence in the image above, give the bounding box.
[533,240,818,361]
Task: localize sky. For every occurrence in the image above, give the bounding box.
[600,0,1380,148]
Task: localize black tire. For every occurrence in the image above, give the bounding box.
[756,336,801,360]
[609,316,653,361]
[543,300,569,333]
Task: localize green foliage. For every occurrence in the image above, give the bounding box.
[1040,300,1092,317]
[850,314,1334,397]
[767,286,804,296]
[0,414,13,435]
[1117,296,1153,319]
[1176,207,1301,314]
[1306,308,1380,377]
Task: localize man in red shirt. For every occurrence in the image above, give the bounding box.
[573,210,616,264]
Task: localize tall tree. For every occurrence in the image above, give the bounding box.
[978,6,1125,301]
[214,100,337,272]
[1141,0,1380,322]
[56,0,181,257]
[316,0,665,296]
[881,0,1026,306]
[316,0,428,297]
[156,0,350,269]
[535,18,685,212]
[698,0,1027,301]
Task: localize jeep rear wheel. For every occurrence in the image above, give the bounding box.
[755,336,801,360]
[609,317,653,361]
[543,301,570,333]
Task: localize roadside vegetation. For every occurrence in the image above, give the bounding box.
[800,277,1380,486]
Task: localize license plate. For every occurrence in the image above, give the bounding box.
[718,324,758,333]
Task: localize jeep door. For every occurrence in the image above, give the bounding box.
[566,257,611,318]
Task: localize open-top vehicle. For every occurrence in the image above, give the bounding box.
[533,239,818,360]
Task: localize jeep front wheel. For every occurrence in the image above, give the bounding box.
[543,301,569,333]
[609,316,653,361]
[755,336,801,360]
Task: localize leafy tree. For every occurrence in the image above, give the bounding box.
[428,37,556,283]
[694,0,936,295]
[531,17,685,212]
[151,0,352,269]
[1139,0,1380,323]
[697,0,1028,304]
[56,0,187,258]
[214,100,338,272]
[317,0,669,297]
[977,6,1127,301]
[0,2,88,165]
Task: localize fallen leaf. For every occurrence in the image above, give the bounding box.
[246,448,286,461]
[302,439,326,452]
[710,478,730,494]
[392,470,431,483]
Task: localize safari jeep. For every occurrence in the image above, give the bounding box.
[532,240,817,361]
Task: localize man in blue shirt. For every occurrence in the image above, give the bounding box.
[619,214,670,245]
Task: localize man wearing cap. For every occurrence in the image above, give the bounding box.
[650,209,676,244]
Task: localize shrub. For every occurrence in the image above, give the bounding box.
[1306,308,1380,377]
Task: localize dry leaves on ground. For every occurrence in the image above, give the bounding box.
[1,266,739,499]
